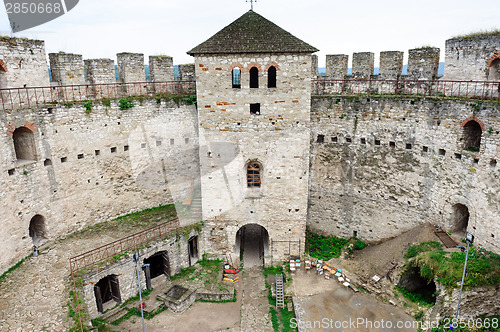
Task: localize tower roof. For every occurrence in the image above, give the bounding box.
[187,10,318,55]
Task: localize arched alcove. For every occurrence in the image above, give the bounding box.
[451,203,469,233]
[13,126,36,161]
[29,214,46,245]
[462,120,482,151]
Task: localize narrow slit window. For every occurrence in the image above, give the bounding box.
[232,68,241,89]
[268,66,276,88]
[249,67,259,88]
[247,162,261,188]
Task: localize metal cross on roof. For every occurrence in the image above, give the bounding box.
[246,0,257,11]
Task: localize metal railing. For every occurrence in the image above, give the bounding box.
[312,78,500,101]
[0,80,196,110]
[69,216,180,273]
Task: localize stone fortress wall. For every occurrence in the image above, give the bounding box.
[0,33,498,274]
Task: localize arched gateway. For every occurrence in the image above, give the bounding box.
[236,224,269,267]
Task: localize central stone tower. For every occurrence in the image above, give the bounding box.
[188,10,318,266]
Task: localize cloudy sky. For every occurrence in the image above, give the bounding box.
[0,0,498,68]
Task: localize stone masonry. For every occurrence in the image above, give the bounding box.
[49,52,85,86]
[178,63,196,81]
[0,36,49,88]
[326,54,348,79]
[379,51,404,79]
[149,55,175,81]
[407,47,440,80]
[117,52,145,83]
[352,52,374,78]
[84,58,116,84]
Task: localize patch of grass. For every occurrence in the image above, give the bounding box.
[404,241,442,258]
[269,307,280,331]
[406,244,500,289]
[0,256,28,282]
[119,98,134,110]
[305,231,348,260]
[83,101,92,113]
[452,29,500,40]
[170,266,195,281]
[353,239,367,250]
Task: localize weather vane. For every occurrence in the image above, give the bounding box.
[246,0,257,11]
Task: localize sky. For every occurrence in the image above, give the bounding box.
[0,0,498,68]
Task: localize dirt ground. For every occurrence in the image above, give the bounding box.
[339,223,441,280]
[292,269,416,332]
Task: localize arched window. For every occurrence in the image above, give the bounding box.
[13,126,36,161]
[268,66,277,88]
[463,120,482,151]
[249,67,259,88]
[232,68,241,89]
[247,162,261,188]
[29,214,46,244]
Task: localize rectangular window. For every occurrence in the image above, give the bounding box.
[232,68,241,89]
[250,103,260,115]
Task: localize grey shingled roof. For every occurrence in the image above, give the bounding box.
[187,10,318,55]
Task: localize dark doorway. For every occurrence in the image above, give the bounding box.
[13,126,36,161]
[249,67,259,88]
[451,204,469,233]
[236,224,269,267]
[188,236,199,266]
[144,251,170,280]
[94,275,121,313]
[29,214,46,245]
[463,120,482,151]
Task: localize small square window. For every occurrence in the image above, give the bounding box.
[44,159,52,166]
[406,143,412,150]
[389,141,396,148]
[170,139,174,145]
[474,158,479,164]
[317,135,324,143]
[332,137,338,143]
[375,140,381,146]
[141,143,146,149]
[95,150,100,156]
[61,157,67,163]
[422,146,428,152]
[124,145,129,151]
[8,169,15,176]
[455,153,462,159]
[361,138,366,144]
[250,103,260,115]
[491,159,497,167]
[346,137,352,143]
[77,153,84,159]
[156,140,162,147]
[439,149,446,156]
[111,147,117,153]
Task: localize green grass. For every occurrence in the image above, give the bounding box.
[170,266,195,281]
[305,231,348,260]
[0,256,28,282]
[452,29,500,40]
[405,242,500,288]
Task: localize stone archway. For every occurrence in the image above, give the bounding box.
[29,214,47,245]
[451,203,469,234]
[235,224,269,267]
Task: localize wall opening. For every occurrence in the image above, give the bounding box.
[488,58,500,81]
[144,251,170,280]
[188,236,199,266]
[29,214,47,245]
[451,203,469,233]
[267,66,276,88]
[13,126,36,161]
[462,120,482,151]
[249,67,259,88]
[397,267,436,305]
[235,224,269,267]
[232,68,241,89]
[94,274,121,313]
[250,103,260,115]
